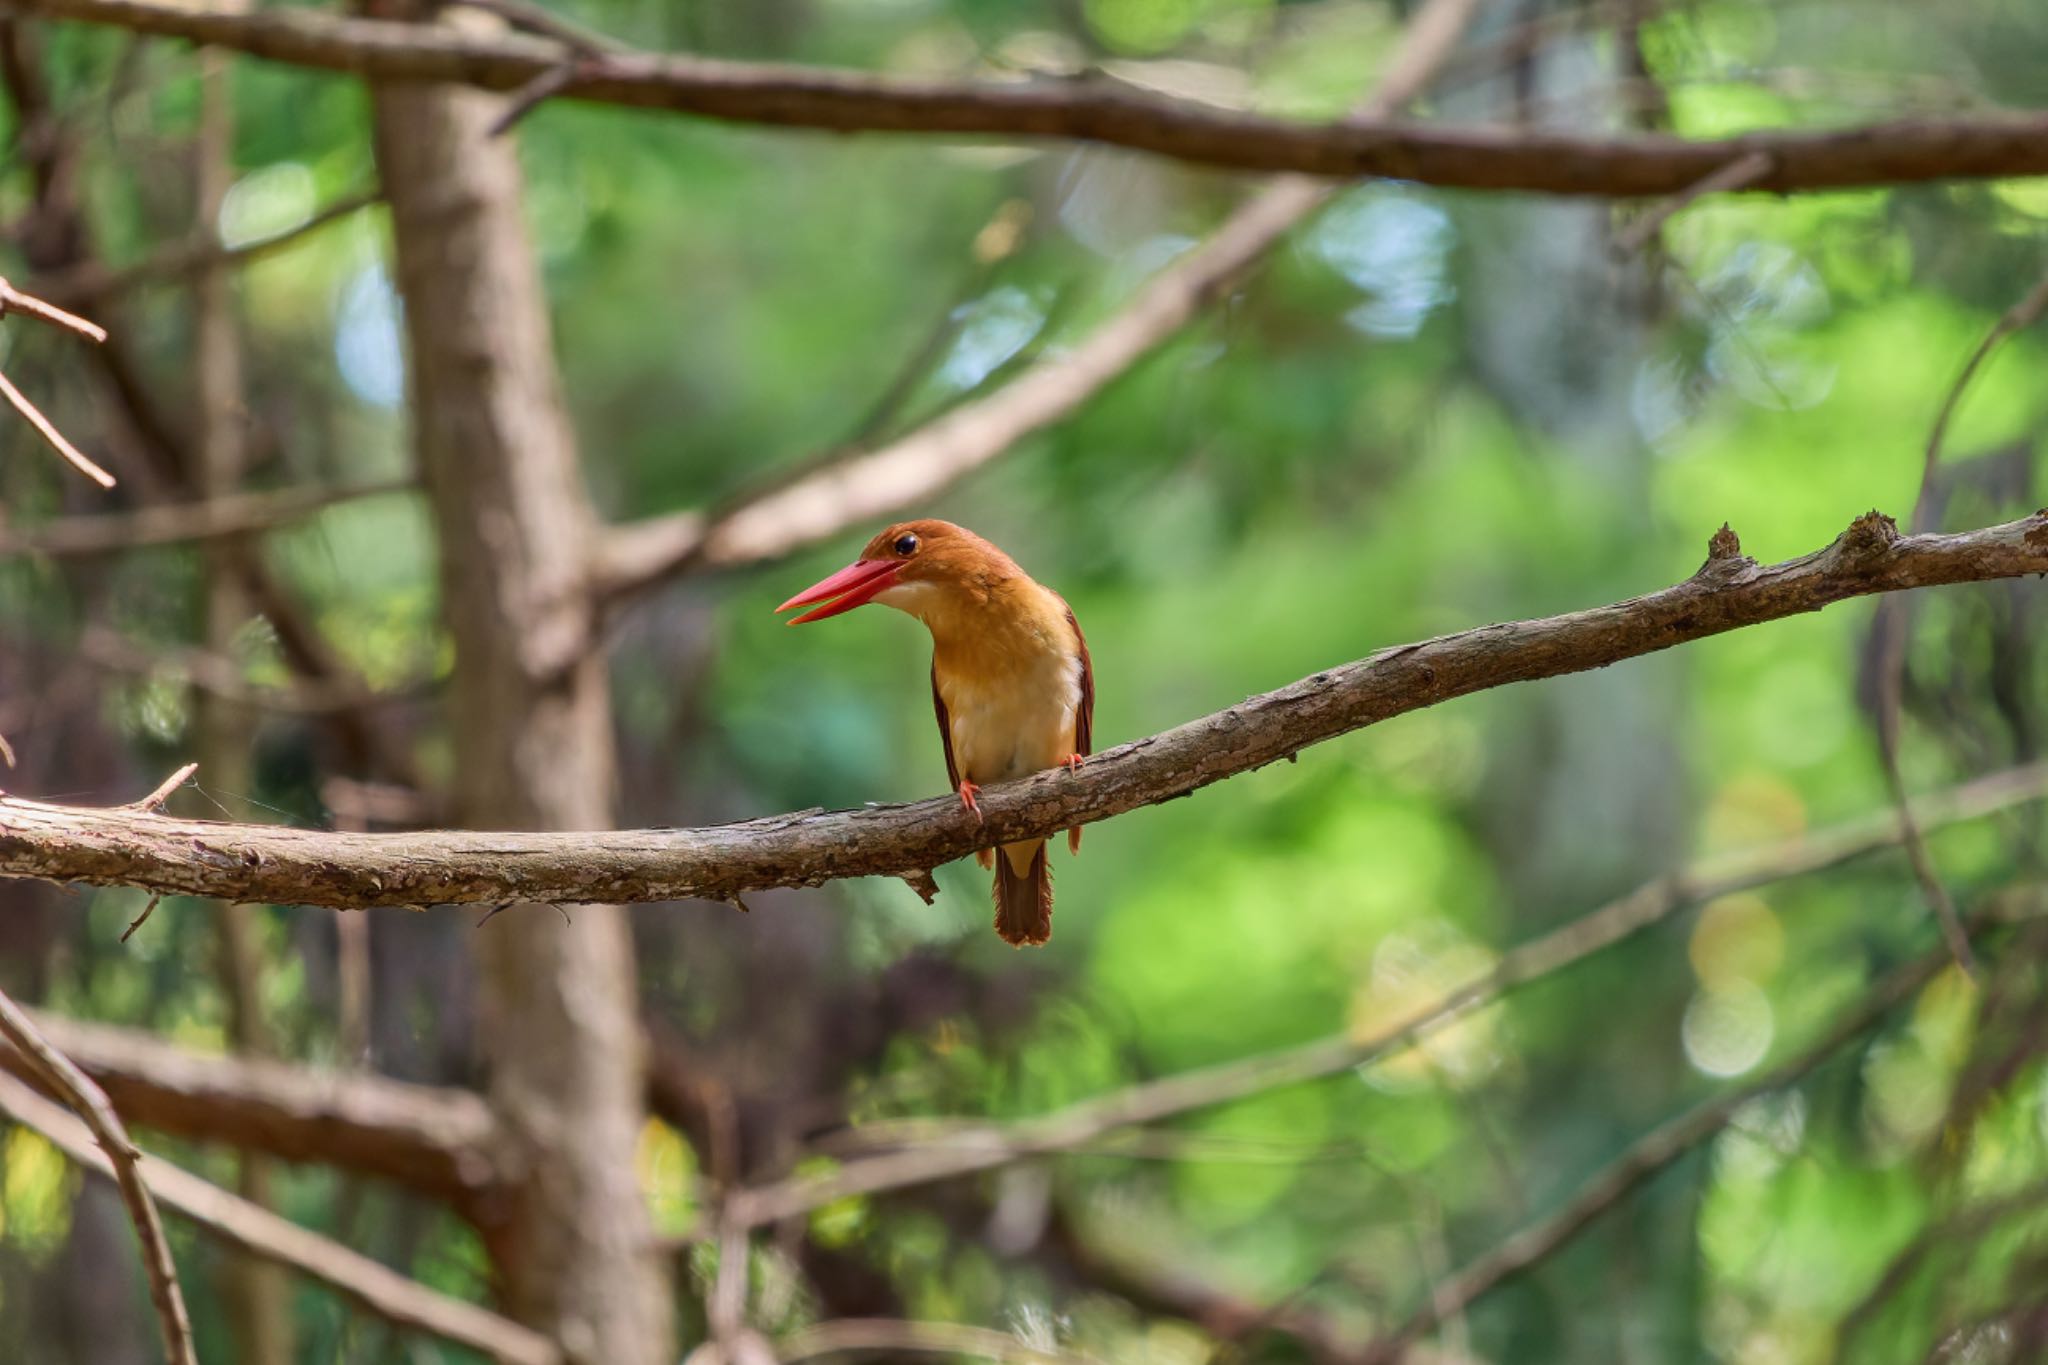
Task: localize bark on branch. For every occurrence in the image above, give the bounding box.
[11,0,2048,196]
[1,511,2045,909]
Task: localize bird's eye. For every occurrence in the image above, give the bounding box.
[893,534,919,556]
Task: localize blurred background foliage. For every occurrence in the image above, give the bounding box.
[4,0,2048,1361]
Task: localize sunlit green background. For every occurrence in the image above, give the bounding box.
[4,0,2048,1361]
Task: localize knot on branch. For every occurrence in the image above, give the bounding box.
[1694,522,1754,582]
[1836,510,1901,563]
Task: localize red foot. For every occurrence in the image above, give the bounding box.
[957,780,984,822]
[1063,753,1085,773]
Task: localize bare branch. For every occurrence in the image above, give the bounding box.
[0,512,2043,910]
[725,758,2048,1227]
[1358,935,1978,1364]
[0,479,412,558]
[591,0,1484,603]
[13,0,2048,194]
[0,989,196,1365]
[0,273,106,341]
[127,761,198,812]
[0,359,114,486]
[0,1008,502,1201]
[0,1072,560,1365]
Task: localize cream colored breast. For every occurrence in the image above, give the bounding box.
[938,646,1081,783]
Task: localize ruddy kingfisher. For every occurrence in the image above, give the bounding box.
[776,520,1093,946]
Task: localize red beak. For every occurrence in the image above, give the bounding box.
[776,558,905,625]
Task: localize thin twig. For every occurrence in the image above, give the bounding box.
[0,273,106,341]
[0,987,195,1365]
[1868,269,2048,980]
[120,893,161,942]
[128,761,198,812]
[1611,149,1774,256]
[0,362,114,486]
[487,59,583,135]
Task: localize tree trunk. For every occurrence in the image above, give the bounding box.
[367,24,673,1365]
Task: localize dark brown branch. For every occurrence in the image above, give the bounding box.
[1357,935,1978,1364]
[0,1009,502,1203]
[0,1073,560,1365]
[0,479,412,558]
[0,988,196,1365]
[0,511,2044,910]
[725,758,2048,1227]
[11,0,2048,194]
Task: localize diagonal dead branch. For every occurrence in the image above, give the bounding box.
[591,0,1486,606]
[14,0,2048,194]
[3,513,2048,909]
[0,988,196,1365]
[0,1072,558,1365]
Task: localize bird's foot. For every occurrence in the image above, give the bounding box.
[957,780,983,823]
[1063,753,1085,773]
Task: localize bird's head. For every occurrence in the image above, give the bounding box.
[775,519,1006,625]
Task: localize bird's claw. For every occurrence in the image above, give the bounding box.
[1063,753,1085,773]
[957,780,983,823]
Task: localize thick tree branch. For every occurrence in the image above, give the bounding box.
[0,1009,502,1202]
[0,512,2045,909]
[11,0,2048,194]
[0,1072,562,1365]
[0,989,196,1365]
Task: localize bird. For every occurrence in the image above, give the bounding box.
[776,519,1093,946]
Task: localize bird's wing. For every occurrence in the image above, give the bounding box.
[1064,605,1093,856]
[931,659,961,791]
[1066,605,1093,758]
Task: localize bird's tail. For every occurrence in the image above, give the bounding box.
[993,840,1052,947]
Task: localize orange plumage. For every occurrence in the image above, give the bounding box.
[776,520,1093,946]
